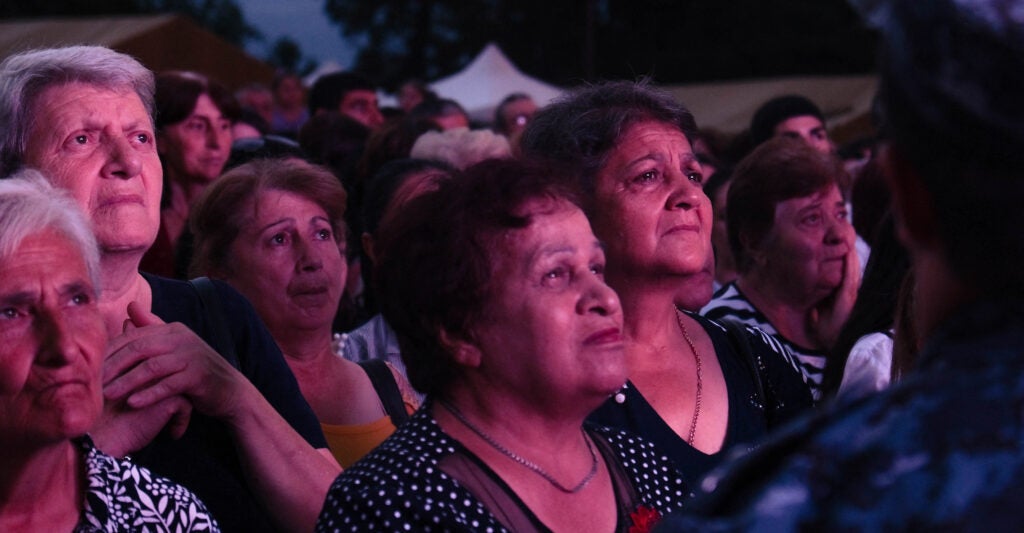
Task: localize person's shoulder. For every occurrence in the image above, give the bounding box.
[589,425,693,506]
[701,283,759,321]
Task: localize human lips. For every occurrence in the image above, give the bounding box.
[97,193,144,209]
[663,222,701,236]
[585,327,623,346]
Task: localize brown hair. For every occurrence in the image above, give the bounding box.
[155,70,239,130]
[375,158,580,397]
[189,158,347,277]
[727,137,848,273]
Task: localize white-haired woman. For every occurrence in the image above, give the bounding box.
[0,171,216,531]
[0,45,337,532]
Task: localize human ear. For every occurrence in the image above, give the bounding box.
[439,328,482,368]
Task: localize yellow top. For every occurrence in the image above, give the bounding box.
[321,416,397,468]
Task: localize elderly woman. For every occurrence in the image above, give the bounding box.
[520,81,814,485]
[702,137,860,400]
[140,71,237,278]
[317,159,688,531]
[0,171,216,531]
[0,46,337,532]
[189,157,418,467]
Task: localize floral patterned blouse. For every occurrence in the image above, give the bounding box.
[73,435,218,532]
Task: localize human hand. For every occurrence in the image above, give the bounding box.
[808,229,861,348]
[91,393,193,457]
[103,302,248,424]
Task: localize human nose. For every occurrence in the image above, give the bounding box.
[665,171,704,211]
[102,136,142,180]
[296,237,324,272]
[36,308,77,367]
[578,275,622,318]
[824,215,851,246]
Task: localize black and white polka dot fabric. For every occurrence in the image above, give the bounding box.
[316,406,690,532]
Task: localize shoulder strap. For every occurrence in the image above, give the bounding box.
[358,359,410,426]
[188,277,240,370]
[721,319,768,413]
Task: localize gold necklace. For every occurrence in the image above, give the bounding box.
[675,310,703,446]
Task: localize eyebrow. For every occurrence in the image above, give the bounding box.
[259,217,296,233]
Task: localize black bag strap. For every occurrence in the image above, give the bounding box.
[358,359,410,426]
[721,319,769,417]
[188,276,240,370]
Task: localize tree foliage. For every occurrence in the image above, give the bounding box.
[323,0,876,89]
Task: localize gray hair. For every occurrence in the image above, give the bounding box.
[0,168,101,291]
[0,46,155,176]
[520,80,698,198]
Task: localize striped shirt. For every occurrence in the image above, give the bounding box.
[701,282,826,401]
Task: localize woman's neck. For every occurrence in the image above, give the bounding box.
[275,325,336,364]
[0,441,82,532]
[97,255,152,337]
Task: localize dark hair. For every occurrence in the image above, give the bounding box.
[298,111,371,187]
[271,71,303,93]
[189,158,347,277]
[749,94,825,147]
[493,92,532,134]
[823,212,909,397]
[155,71,238,130]
[359,158,455,316]
[375,158,580,397]
[849,158,891,248]
[865,0,1024,296]
[307,72,377,115]
[727,137,847,273]
[520,80,698,198]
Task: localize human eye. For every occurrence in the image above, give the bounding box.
[269,232,289,245]
[133,132,152,145]
[589,261,606,279]
[316,228,332,241]
[632,169,659,186]
[687,169,704,185]
[0,307,19,319]
[542,266,570,287]
[802,212,822,225]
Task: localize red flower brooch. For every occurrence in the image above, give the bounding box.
[628,505,662,533]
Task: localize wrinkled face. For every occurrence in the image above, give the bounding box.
[469,203,626,407]
[0,231,106,445]
[159,93,232,184]
[24,83,162,255]
[774,115,833,154]
[756,185,853,304]
[225,190,346,336]
[339,90,383,129]
[592,121,714,292]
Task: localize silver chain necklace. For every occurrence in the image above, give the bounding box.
[438,399,599,494]
[675,309,703,445]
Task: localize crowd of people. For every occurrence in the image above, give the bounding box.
[0,0,1022,530]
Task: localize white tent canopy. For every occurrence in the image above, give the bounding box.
[429,43,564,123]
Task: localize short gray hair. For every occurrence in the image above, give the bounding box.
[0,168,101,291]
[0,46,155,176]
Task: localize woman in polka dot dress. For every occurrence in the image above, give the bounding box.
[316,159,690,532]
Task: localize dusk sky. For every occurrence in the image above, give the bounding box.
[237,0,357,68]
